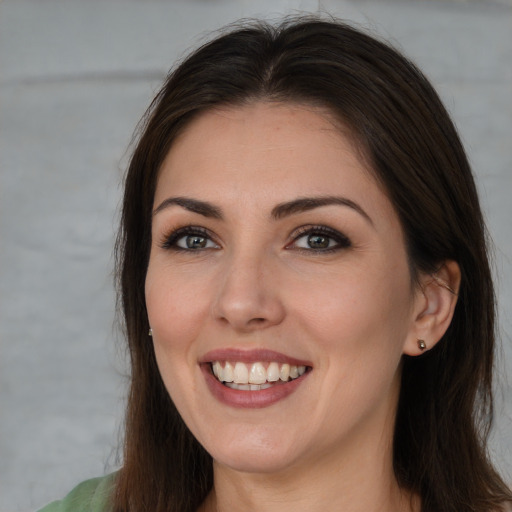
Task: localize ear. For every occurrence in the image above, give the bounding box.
[403,260,461,356]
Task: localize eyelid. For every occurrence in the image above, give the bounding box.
[159,225,220,251]
[286,224,352,251]
[158,223,350,252]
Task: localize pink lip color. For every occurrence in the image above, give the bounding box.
[199,348,311,367]
[201,365,309,409]
[199,348,312,409]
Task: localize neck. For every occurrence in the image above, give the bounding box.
[199,416,419,512]
[201,460,418,512]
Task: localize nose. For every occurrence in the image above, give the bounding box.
[211,249,286,333]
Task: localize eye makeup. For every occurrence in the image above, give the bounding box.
[158,223,351,255]
[287,225,352,254]
[159,225,220,251]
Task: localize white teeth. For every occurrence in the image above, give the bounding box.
[233,362,249,384]
[267,362,280,382]
[226,382,273,391]
[279,363,290,381]
[212,360,309,389]
[213,361,222,379]
[223,361,234,382]
[249,362,267,384]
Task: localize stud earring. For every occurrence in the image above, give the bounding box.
[417,339,427,351]
[148,328,153,337]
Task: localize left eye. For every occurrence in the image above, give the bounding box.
[295,233,337,249]
[289,227,351,252]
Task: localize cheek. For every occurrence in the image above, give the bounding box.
[287,262,412,346]
[286,260,412,416]
[145,260,213,346]
[295,268,410,422]
[145,263,210,409]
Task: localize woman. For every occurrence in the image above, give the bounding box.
[39,17,511,512]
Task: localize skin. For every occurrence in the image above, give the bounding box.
[145,102,460,512]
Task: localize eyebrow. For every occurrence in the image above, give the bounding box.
[153,196,223,219]
[271,196,373,225]
[153,195,373,225]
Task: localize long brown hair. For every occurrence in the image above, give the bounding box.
[114,17,511,512]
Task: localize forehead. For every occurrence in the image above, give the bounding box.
[155,102,391,221]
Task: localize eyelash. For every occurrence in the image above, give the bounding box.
[159,226,218,251]
[159,225,351,253]
[288,225,352,253]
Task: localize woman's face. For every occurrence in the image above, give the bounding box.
[145,102,423,474]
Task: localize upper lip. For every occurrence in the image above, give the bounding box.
[199,348,312,367]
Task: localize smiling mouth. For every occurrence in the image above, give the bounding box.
[211,361,309,391]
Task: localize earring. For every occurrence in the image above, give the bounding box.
[148,328,153,337]
[417,339,427,351]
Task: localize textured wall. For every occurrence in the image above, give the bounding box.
[1,1,511,510]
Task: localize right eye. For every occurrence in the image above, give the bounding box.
[160,227,220,251]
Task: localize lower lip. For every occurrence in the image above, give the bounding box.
[201,365,309,409]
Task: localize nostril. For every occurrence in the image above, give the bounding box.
[245,317,268,327]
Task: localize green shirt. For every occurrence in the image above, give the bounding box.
[37,474,115,512]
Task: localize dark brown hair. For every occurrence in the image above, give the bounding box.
[114,17,511,512]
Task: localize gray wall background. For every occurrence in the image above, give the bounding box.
[1,1,511,511]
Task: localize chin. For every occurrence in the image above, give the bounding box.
[213,451,298,474]
[206,431,301,474]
